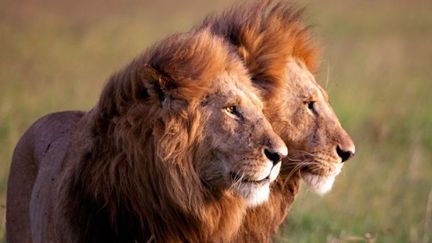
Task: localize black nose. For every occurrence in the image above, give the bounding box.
[264,148,284,165]
[336,145,354,162]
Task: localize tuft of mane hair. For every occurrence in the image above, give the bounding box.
[57,29,248,242]
[200,0,320,98]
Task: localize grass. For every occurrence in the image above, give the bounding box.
[1,0,431,242]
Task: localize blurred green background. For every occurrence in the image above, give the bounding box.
[0,0,431,242]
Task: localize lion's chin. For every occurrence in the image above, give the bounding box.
[302,173,336,195]
[235,182,271,207]
[230,161,281,207]
[301,163,343,195]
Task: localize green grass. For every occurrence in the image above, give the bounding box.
[1,0,431,242]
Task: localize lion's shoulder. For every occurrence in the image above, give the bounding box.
[23,111,85,165]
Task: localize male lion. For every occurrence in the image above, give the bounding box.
[201,1,356,241]
[6,29,288,242]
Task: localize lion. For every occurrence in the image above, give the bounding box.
[200,1,356,241]
[6,29,288,242]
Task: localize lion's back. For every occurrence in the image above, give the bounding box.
[6,111,84,243]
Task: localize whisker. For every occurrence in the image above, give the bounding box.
[286,149,334,163]
[325,63,331,89]
[283,160,321,166]
[281,160,320,186]
[282,164,305,185]
[286,157,303,162]
[231,170,245,190]
[289,149,317,157]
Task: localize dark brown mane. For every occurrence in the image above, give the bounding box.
[58,30,247,242]
[200,0,320,97]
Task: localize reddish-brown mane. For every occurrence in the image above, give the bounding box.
[57,30,249,242]
[201,0,319,97]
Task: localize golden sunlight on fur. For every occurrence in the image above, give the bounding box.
[6,29,287,242]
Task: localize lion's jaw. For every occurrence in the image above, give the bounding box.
[232,161,281,207]
[301,163,343,195]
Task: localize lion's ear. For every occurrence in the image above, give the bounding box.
[140,64,178,104]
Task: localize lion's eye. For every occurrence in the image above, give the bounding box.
[225,106,237,115]
[224,105,242,119]
[306,101,316,112]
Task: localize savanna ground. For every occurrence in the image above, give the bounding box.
[0,0,431,242]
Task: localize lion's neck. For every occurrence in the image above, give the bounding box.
[234,173,301,242]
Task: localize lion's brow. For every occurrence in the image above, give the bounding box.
[318,85,329,101]
[246,93,263,111]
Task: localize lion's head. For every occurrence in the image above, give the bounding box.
[132,30,288,207]
[202,1,355,195]
[194,72,288,206]
[64,29,287,242]
[271,58,355,195]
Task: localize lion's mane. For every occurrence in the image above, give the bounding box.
[202,0,319,99]
[57,30,247,242]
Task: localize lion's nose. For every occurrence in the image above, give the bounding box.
[336,145,355,163]
[264,147,287,165]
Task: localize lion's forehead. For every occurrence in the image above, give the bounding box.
[285,58,328,102]
[238,86,263,110]
[215,72,263,110]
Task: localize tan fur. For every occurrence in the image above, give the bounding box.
[6,29,287,242]
[200,1,355,242]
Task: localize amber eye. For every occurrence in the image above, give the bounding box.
[224,106,237,115]
[224,105,243,120]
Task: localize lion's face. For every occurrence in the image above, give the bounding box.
[266,59,355,195]
[197,71,287,207]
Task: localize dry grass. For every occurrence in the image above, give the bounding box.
[1,0,431,242]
